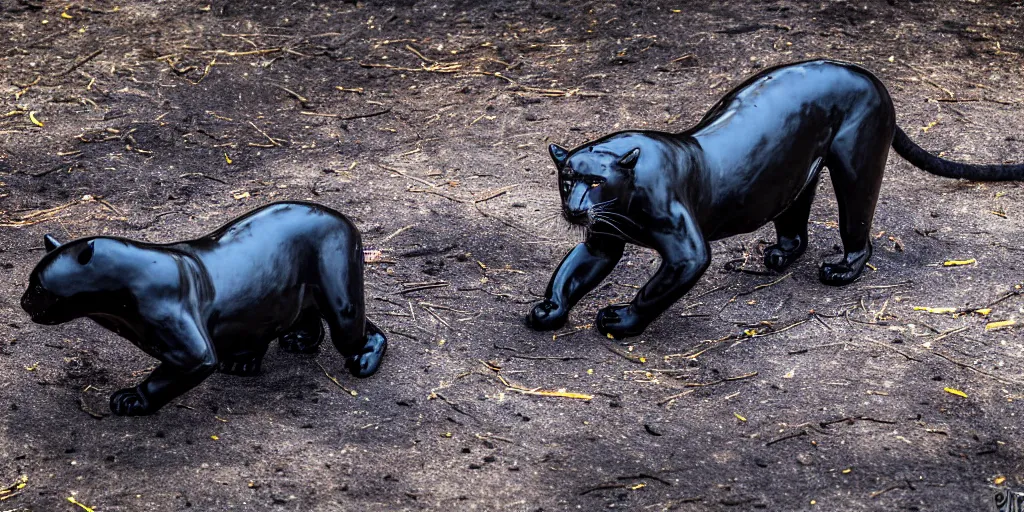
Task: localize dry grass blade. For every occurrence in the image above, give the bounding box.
[314,361,358,396]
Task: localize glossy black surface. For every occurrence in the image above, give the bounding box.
[529,59,1022,339]
[21,201,386,416]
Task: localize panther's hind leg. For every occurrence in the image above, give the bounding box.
[315,236,387,378]
[279,309,325,354]
[820,119,893,285]
[765,174,820,272]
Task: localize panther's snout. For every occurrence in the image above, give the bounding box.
[20,286,39,314]
[562,207,592,226]
[21,284,60,324]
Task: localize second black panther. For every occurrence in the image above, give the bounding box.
[528,59,1024,339]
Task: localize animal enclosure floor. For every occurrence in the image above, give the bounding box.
[0,1,1022,510]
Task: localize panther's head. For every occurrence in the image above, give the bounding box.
[548,142,640,227]
[21,235,131,325]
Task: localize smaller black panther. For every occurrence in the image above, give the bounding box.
[527,59,1024,339]
[21,201,386,416]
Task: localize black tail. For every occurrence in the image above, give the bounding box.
[892,126,1024,181]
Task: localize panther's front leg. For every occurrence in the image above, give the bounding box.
[597,216,710,339]
[527,234,625,331]
[110,307,218,416]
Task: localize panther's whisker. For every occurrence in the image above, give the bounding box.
[593,210,642,229]
[592,214,644,246]
[534,212,561,226]
[538,214,564,235]
[593,211,638,232]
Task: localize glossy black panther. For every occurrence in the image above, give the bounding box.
[528,59,1024,339]
[21,201,387,416]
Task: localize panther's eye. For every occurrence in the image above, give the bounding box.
[589,182,600,189]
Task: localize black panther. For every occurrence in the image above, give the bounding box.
[528,59,1024,339]
[21,201,386,415]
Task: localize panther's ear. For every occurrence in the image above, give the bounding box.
[43,234,62,252]
[77,240,95,265]
[549,143,569,168]
[618,148,640,170]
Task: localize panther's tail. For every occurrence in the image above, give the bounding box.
[892,126,1024,181]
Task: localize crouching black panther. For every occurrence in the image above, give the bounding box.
[528,59,1024,339]
[21,201,387,416]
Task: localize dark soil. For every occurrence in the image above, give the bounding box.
[1,1,1023,510]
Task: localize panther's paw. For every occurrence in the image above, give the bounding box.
[526,300,568,331]
[110,387,156,416]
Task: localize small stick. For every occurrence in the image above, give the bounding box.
[474,184,519,203]
[820,416,896,427]
[680,371,758,388]
[787,341,849,355]
[475,433,515,444]
[870,483,908,499]
[409,186,467,203]
[657,389,695,406]
[398,282,449,294]
[380,224,414,243]
[248,121,281,146]
[432,392,478,422]
[765,430,807,446]
[616,473,673,486]
[314,361,357,396]
[180,172,228,185]
[59,49,103,76]
[984,285,1024,309]
[508,354,587,361]
[205,48,281,57]
[930,350,1022,385]
[420,305,451,328]
[419,302,471,314]
[339,108,391,121]
[693,285,726,299]
[750,319,809,338]
[811,312,832,330]
[861,280,913,290]
[607,345,645,364]
[863,338,920,362]
[931,325,968,342]
[736,272,792,297]
[579,483,629,496]
[551,325,591,340]
[270,83,308,104]
[387,329,418,341]
[405,44,436,64]
[377,164,439,188]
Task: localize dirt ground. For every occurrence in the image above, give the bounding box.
[1,1,1023,510]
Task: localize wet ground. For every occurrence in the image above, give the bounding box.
[0,1,1022,510]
